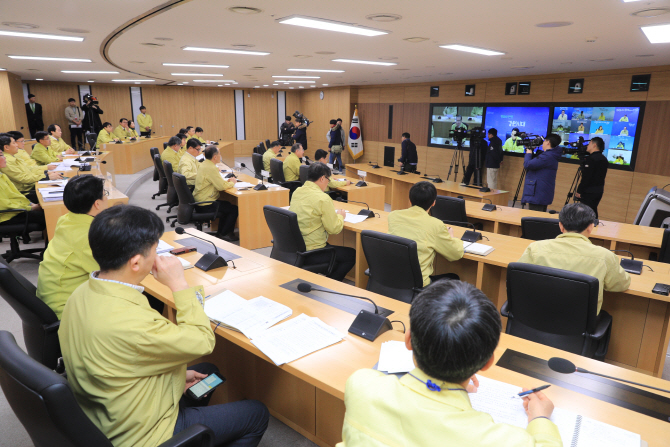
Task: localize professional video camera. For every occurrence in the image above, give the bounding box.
[83,93,99,105]
[293,110,311,127]
[515,132,544,149]
[562,136,589,161]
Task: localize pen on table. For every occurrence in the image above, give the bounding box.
[513,384,551,399]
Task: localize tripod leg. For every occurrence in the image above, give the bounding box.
[512,169,526,208]
[447,149,458,180]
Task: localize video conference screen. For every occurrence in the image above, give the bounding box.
[552,105,641,167]
[484,106,552,154]
[429,105,484,148]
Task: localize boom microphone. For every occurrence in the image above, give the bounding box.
[335,197,375,218]
[611,249,643,275]
[175,227,228,271]
[441,219,482,243]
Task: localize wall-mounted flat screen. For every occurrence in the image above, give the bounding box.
[429,104,484,148]
[483,106,552,155]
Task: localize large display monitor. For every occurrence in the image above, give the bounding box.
[483,106,552,154]
[428,104,484,148]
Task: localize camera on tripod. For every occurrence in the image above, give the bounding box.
[562,136,589,161]
[449,127,469,143]
[83,93,99,105]
[293,110,311,127]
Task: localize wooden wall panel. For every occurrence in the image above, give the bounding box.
[356,103,380,142]
[358,88,380,104]
[192,87,236,142]
[88,84,133,131]
[26,81,79,143]
[403,85,432,103]
[599,169,634,222]
[379,87,404,103]
[552,74,648,102]
[634,101,670,177]
[485,79,555,103]
[140,86,195,137]
[298,87,351,158]
[437,83,487,103]
[402,103,430,146]
[646,72,670,101]
[244,89,278,142]
[286,90,301,121]
[0,72,18,132]
[7,72,29,134]
[377,103,404,144]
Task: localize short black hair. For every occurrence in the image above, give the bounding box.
[0,135,11,150]
[559,202,596,233]
[329,119,337,125]
[68,98,76,102]
[102,122,112,128]
[285,115,291,121]
[512,127,520,133]
[410,280,501,383]
[314,149,328,161]
[186,138,202,149]
[204,145,219,160]
[291,143,302,153]
[35,131,49,142]
[139,106,146,111]
[63,175,104,214]
[176,133,187,141]
[402,132,410,139]
[47,124,59,134]
[28,94,35,99]
[591,137,605,152]
[195,127,203,133]
[186,126,194,131]
[545,133,562,148]
[336,118,342,122]
[409,181,437,210]
[306,162,331,182]
[119,118,128,123]
[269,140,280,148]
[7,131,23,140]
[179,128,187,134]
[167,136,182,147]
[488,128,497,136]
[89,205,164,272]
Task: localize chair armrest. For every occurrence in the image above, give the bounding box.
[500,301,510,317]
[296,246,337,276]
[0,209,29,214]
[364,268,370,277]
[589,311,612,340]
[189,200,219,207]
[158,424,214,447]
[280,181,302,188]
[44,321,60,334]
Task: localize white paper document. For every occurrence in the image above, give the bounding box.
[53,164,73,171]
[376,341,415,374]
[266,183,283,188]
[196,154,205,161]
[251,313,344,366]
[157,252,193,269]
[233,182,256,189]
[464,242,494,256]
[37,179,68,186]
[156,240,175,254]
[343,212,368,224]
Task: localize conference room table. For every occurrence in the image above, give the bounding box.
[98,136,170,174]
[142,230,668,447]
[345,163,509,208]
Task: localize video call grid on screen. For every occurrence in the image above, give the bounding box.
[483,105,552,155]
[428,104,485,148]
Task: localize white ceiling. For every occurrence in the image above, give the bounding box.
[3,0,670,88]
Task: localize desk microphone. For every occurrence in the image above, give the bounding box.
[239,163,267,190]
[368,161,381,169]
[175,227,228,271]
[548,357,670,394]
[335,197,375,219]
[422,174,444,183]
[611,249,643,275]
[296,282,392,341]
[441,219,482,243]
[482,198,496,212]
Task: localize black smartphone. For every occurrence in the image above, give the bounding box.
[186,372,226,400]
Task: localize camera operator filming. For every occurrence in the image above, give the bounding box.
[280,115,295,147]
[291,110,310,151]
[521,133,563,212]
[82,94,104,135]
[573,137,608,218]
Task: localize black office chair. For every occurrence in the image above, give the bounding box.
[172,173,220,231]
[152,154,169,202]
[163,142,169,150]
[251,153,264,179]
[85,132,97,151]
[431,195,469,226]
[162,161,179,222]
[265,139,272,150]
[0,210,46,263]
[360,230,424,303]
[150,147,160,181]
[299,164,309,184]
[521,217,562,241]
[0,259,60,369]
[655,228,670,264]
[0,331,215,447]
[259,141,266,152]
[501,262,612,360]
[269,158,301,197]
[263,205,336,275]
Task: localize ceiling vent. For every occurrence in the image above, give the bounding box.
[366,13,402,22]
[228,7,262,14]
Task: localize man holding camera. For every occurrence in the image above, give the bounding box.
[521,134,563,212]
[575,137,608,218]
[280,116,295,147]
[292,116,308,151]
[82,94,104,135]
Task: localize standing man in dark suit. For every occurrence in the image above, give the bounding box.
[484,128,503,190]
[81,94,104,135]
[398,132,418,173]
[25,94,44,138]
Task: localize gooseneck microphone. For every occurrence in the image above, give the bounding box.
[368,161,381,169]
[296,282,392,341]
[239,163,267,190]
[335,197,375,219]
[482,198,496,212]
[175,227,228,271]
[441,219,482,243]
[548,357,670,394]
[611,249,643,275]
[422,174,444,183]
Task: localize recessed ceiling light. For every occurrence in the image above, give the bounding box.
[8,55,91,62]
[218,85,223,87]
[284,83,289,85]
[289,87,294,89]
[129,61,146,64]
[61,70,119,74]
[310,85,316,87]
[589,58,614,62]
[287,68,343,73]
[278,16,389,36]
[154,37,173,41]
[272,83,278,85]
[294,55,312,58]
[228,6,262,14]
[2,22,38,29]
[274,80,315,83]
[641,23,670,42]
[315,51,336,55]
[87,80,94,82]
[171,73,224,76]
[183,46,270,56]
[366,13,402,22]
[192,79,237,82]
[183,82,188,84]
[164,63,229,68]
[263,84,269,86]
[322,84,329,86]
[535,22,573,28]
[177,83,183,85]
[632,8,670,18]
[112,79,155,82]
[332,59,396,66]
[439,44,504,56]
[299,86,304,88]
[404,37,429,43]
[249,67,266,70]
[0,30,84,41]
[26,68,40,71]
[141,42,164,47]
[0,68,5,71]
[231,44,256,49]
[272,75,320,78]
[225,83,231,85]
[36,78,43,81]
[57,28,90,33]
[623,0,643,2]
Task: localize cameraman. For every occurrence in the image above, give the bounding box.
[521,134,563,212]
[81,94,104,135]
[575,137,608,218]
[280,116,295,146]
[292,117,308,151]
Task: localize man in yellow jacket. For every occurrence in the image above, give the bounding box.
[96,122,120,148]
[338,280,562,447]
[193,146,239,242]
[128,120,140,138]
[113,118,133,140]
[289,162,356,281]
[195,126,213,145]
[388,181,464,286]
[263,141,281,172]
[47,124,76,154]
[283,143,304,182]
[137,105,152,136]
[6,131,36,166]
[0,144,45,227]
[31,131,63,165]
[161,136,182,170]
[314,149,351,189]
[518,202,630,314]
[37,175,107,319]
[177,132,188,158]
[178,138,202,188]
[60,205,268,447]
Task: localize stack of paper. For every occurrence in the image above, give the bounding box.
[344,212,369,224]
[233,181,256,189]
[251,313,345,366]
[377,341,415,373]
[464,242,494,256]
[156,240,175,254]
[204,290,293,340]
[39,187,65,202]
[266,183,283,188]
[37,179,68,186]
[196,154,205,161]
[157,252,193,270]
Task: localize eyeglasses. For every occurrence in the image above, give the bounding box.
[103,189,110,197]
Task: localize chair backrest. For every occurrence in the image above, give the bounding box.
[360,230,424,303]
[153,154,166,180]
[150,147,160,181]
[163,142,169,150]
[85,132,97,151]
[0,260,61,369]
[173,173,198,224]
[431,196,468,224]
[520,217,562,241]
[299,164,309,184]
[265,139,271,150]
[163,161,179,205]
[251,153,264,178]
[0,331,113,447]
[506,262,600,355]
[263,206,307,265]
[270,158,286,183]
[259,141,266,152]
[163,160,175,188]
[658,228,670,264]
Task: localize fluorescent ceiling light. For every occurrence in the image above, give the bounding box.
[273,80,315,83]
[61,70,119,74]
[278,16,388,36]
[332,59,396,66]
[9,55,91,62]
[272,75,320,79]
[641,23,670,43]
[288,68,344,73]
[112,79,154,82]
[273,83,278,85]
[0,30,84,42]
[623,0,643,2]
[183,46,270,56]
[323,84,329,86]
[36,78,43,80]
[171,73,224,76]
[439,44,504,56]
[0,68,5,71]
[87,80,94,83]
[163,63,229,68]
[192,79,236,83]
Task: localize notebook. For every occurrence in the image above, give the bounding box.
[468,376,643,447]
[464,242,494,256]
[157,252,193,270]
[156,240,175,254]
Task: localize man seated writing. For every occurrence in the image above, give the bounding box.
[36,175,107,319]
[60,205,269,447]
[314,149,352,188]
[338,280,562,446]
[178,138,202,188]
[290,162,356,281]
[388,181,464,286]
[518,202,631,314]
[31,131,63,165]
[282,143,305,182]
